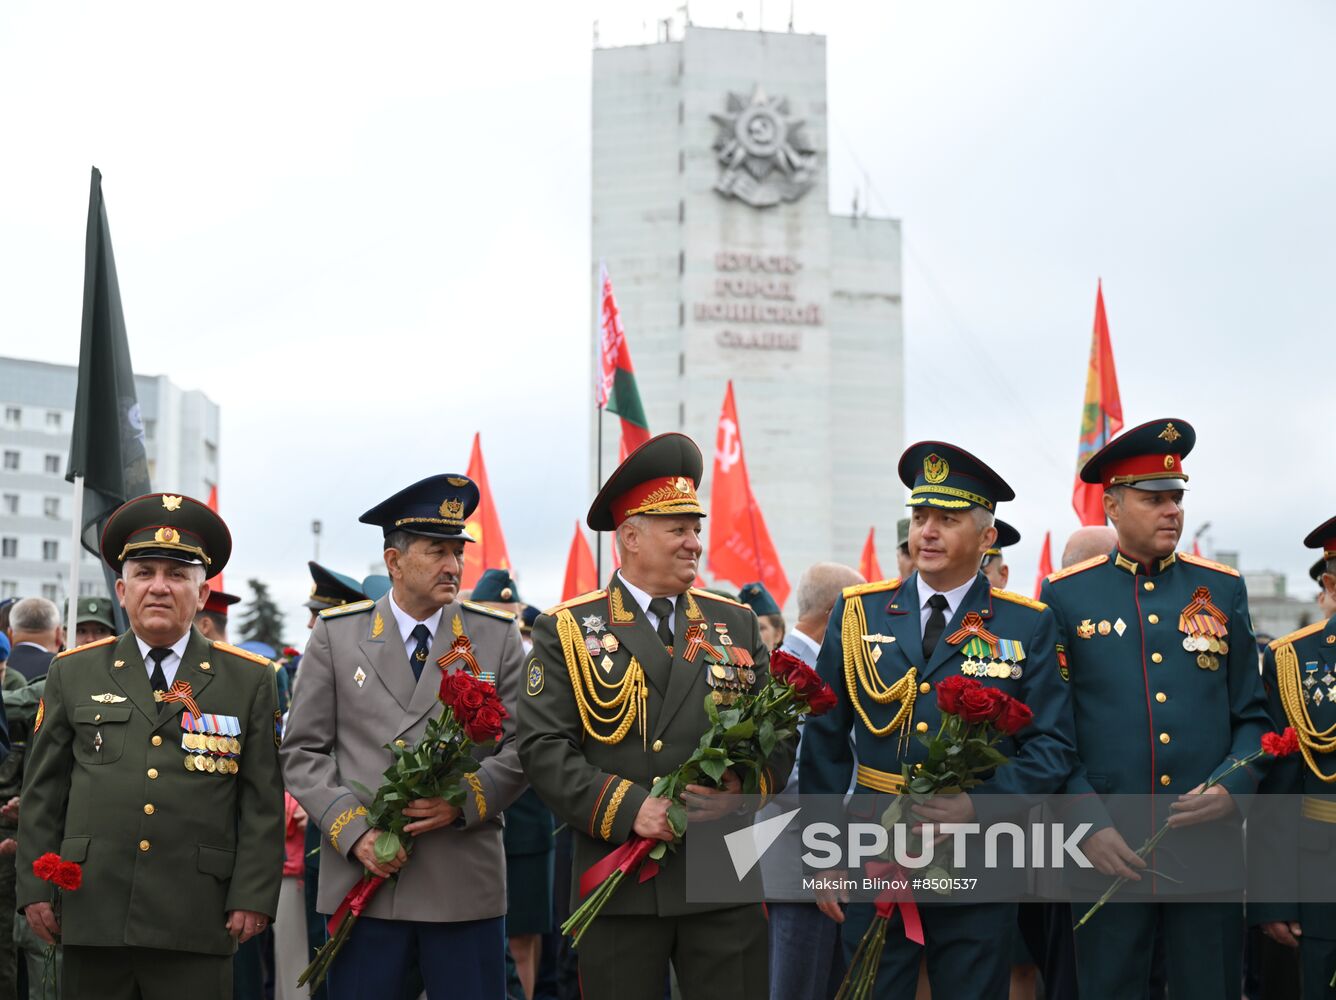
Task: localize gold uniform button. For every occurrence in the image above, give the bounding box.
[652,740,664,753]
[1159,733,1171,744]
[1155,692,1167,703]
[94,713,102,722]
[151,735,162,747]
[147,768,159,779]
[1148,614,1159,624]
[143,804,155,815]
[1151,653,1163,664]
[919,682,931,695]
[139,840,150,852]
[916,721,929,734]
[1144,581,1155,592]
[1160,774,1172,786]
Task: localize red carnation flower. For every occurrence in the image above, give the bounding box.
[992,694,1035,736]
[52,861,82,892]
[1261,728,1300,758]
[32,853,61,882]
[935,675,981,716]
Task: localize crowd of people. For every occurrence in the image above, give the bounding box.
[0,416,1332,999]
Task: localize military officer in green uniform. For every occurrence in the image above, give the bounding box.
[518,432,796,1000]
[1251,515,1336,996]
[16,492,285,999]
[1039,418,1271,1000]
[802,441,1076,999]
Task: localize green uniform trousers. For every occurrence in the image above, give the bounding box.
[576,904,767,1000]
[1074,900,1243,1000]
[1298,936,1336,999]
[63,945,231,1000]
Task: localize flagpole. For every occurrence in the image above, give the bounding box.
[64,475,85,644]
[595,404,604,580]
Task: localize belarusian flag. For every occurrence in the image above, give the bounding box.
[597,262,650,460]
[1072,281,1123,525]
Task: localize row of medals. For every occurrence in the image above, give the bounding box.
[182,732,241,774]
[961,659,1023,680]
[1302,665,1335,706]
[705,623,754,705]
[1183,633,1228,671]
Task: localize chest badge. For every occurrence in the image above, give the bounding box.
[353,667,367,688]
[91,693,127,704]
[1077,620,1096,640]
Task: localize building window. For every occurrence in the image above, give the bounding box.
[3,452,17,471]
[43,496,59,519]
[79,579,101,596]
[45,411,61,431]
[3,407,19,426]
[42,540,58,561]
[1,538,15,559]
[1,495,15,515]
[0,582,15,599]
[40,584,57,601]
[44,454,60,475]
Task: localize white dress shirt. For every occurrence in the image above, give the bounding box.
[388,593,445,661]
[783,626,821,666]
[917,576,975,638]
[134,631,192,687]
[616,571,676,637]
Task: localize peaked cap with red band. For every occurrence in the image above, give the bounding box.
[203,589,242,616]
[587,432,706,532]
[1303,516,1336,564]
[1078,417,1195,492]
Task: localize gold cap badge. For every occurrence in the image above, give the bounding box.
[923,454,949,485]
[161,495,184,511]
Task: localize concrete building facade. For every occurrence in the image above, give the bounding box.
[591,26,904,603]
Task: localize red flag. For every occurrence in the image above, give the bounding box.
[1072,281,1124,526]
[1192,538,1201,557]
[597,262,651,460]
[859,527,883,583]
[706,381,790,606]
[562,522,598,601]
[461,433,511,589]
[205,484,224,594]
[1034,531,1053,599]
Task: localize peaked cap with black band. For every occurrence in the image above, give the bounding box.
[984,519,1021,560]
[587,432,706,532]
[1303,515,1336,570]
[304,561,365,611]
[473,568,521,604]
[1078,417,1195,492]
[100,492,232,574]
[898,441,1014,513]
[359,474,479,542]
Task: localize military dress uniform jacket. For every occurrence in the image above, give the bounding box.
[14,629,285,956]
[1039,549,1271,892]
[517,577,797,918]
[280,594,526,922]
[801,573,1076,832]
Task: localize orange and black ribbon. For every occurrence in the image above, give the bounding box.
[163,680,202,718]
[1178,587,1229,637]
[945,612,1000,654]
[436,635,481,677]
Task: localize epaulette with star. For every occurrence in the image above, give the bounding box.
[543,590,607,616]
[319,599,375,619]
[54,635,116,659]
[1179,552,1240,577]
[842,578,902,599]
[1046,554,1108,583]
[213,641,271,666]
[1269,620,1328,650]
[690,588,748,609]
[992,588,1047,612]
[462,600,517,622]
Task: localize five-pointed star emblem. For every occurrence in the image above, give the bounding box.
[581,614,606,634]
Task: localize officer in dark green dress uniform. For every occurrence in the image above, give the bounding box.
[1039,418,1271,1000]
[16,492,285,999]
[518,433,796,1000]
[1251,515,1336,996]
[802,441,1076,999]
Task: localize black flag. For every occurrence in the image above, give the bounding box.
[66,167,150,597]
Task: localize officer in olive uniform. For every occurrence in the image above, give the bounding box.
[1250,515,1336,996]
[16,492,285,999]
[66,596,118,648]
[801,442,1076,999]
[1039,418,1271,1000]
[518,433,796,1000]
[738,582,784,651]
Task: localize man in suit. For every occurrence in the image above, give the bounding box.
[7,598,62,682]
[765,562,863,1000]
[15,491,285,999]
[281,474,526,1000]
[518,432,796,1000]
[802,441,1077,999]
[1040,418,1270,1000]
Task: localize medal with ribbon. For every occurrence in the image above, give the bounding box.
[946,612,999,676]
[1178,586,1229,670]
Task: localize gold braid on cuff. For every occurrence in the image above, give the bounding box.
[600,779,633,840]
[465,772,487,820]
[329,805,368,853]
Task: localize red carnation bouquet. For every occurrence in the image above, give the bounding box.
[838,676,1033,1000]
[563,649,836,945]
[32,852,82,998]
[299,667,507,989]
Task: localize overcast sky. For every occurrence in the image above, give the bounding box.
[1,1,1332,631]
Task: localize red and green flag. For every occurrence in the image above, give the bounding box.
[597,262,650,460]
[1072,281,1124,525]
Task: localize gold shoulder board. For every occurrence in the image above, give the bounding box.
[55,635,117,659]
[1178,552,1241,577]
[1270,620,1328,650]
[543,590,607,616]
[1046,554,1109,583]
[842,578,902,599]
[992,588,1047,612]
[690,588,748,609]
[462,601,517,622]
[319,599,375,619]
[212,641,271,665]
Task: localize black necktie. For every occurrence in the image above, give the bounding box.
[922,594,949,660]
[409,624,431,681]
[649,597,675,649]
[148,647,171,714]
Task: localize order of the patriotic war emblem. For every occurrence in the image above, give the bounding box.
[711,87,818,208]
